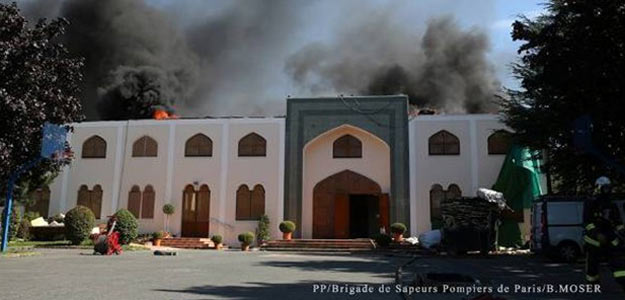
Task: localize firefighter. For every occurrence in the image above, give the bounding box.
[583,176,625,289]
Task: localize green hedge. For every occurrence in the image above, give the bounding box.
[65,206,95,245]
[114,209,138,245]
[390,222,407,234]
[238,232,255,245]
[211,235,223,244]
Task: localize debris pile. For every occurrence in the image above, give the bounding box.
[441,197,500,230]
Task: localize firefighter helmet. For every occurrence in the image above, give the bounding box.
[595,176,612,194]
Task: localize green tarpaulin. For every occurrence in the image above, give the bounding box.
[492,145,543,247]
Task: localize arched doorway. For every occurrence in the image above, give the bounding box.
[313,170,389,239]
[181,184,210,237]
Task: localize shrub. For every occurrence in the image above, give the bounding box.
[152,231,164,240]
[279,220,296,233]
[211,235,223,244]
[238,232,255,245]
[65,206,95,245]
[17,218,31,241]
[114,209,138,245]
[256,214,270,243]
[162,204,175,215]
[390,223,407,234]
[372,233,392,247]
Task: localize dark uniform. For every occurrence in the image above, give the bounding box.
[583,192,625,288]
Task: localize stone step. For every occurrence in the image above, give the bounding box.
[262,239,376,252]
[160,237,215,249]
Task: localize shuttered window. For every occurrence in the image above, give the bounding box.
[28,187,50,218]
[488,130,512,155]
[428,130,460,155]
[185,134,213,157]
[77,185,102,219]
[127,185,142,218]
[333,135,362,158]
[127,185,156,219]
[141,185,155,219]
[132,136,158,157]
[238,133,266,157]
[236,184,265,220]
[82,136,107,158]
[429,184,444,220]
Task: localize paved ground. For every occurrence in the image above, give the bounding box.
[1,249,624,300]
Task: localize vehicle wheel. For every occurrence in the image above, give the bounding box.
[556,242,580,263]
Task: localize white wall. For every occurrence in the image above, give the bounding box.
[301,125,391,238]
[48,118,285,246]
[409,114,510,236]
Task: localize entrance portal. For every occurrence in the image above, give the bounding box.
[312,170,389,239]
[181,184,210,237]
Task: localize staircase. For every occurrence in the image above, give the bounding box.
[262,239,376,252]
[159,237,215,249]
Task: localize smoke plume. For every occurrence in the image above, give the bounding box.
[19,0,501,118]
[286,14,501,113]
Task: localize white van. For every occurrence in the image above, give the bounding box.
[530,195,625,262]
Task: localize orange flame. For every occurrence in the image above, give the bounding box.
[153,109,169,120]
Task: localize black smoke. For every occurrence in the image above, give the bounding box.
[286,15,501,113]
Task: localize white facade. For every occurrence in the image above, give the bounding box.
[47,113,516,243]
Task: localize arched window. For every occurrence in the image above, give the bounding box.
[236,185,251,220]
[488,130,512,155]
[185,134,213,157]
[28,186,50,218]
[235,184,265,220]
[250,185,265,219]
[77,185,102,219]
[446,184,462,200]
[141,185,155,219]
[127,185,142,218]
[333,134,362,158]
[429,184,444,220]
[132,136,158,157]
[82,135,106,158]
[428,130,460,155]
[238,133,266,157]
[90,185,103,219]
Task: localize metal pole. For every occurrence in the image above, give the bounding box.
[1,157,44,252]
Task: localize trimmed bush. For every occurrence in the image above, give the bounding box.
[162,204,175,215]
[238,232,255,245]
[211,235,223,244]
[1,205,20,241]
[23,211,40,222]
[152,231,164,240]
[279,220,296,233]
[390,223,407,234]
[17,218,31,240]
[114,209,138,245]
[65,206,96,245]
[372,233,392,247]
[256,214,270,243]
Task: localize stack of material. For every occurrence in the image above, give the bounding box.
[441,197,500,230]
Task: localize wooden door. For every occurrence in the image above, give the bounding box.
[334,194,350,239]
[181,185,210,237]
[379,193,390,234]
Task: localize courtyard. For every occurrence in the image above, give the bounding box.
[1,249,624,300]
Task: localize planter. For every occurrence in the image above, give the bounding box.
[241,244,250,251]
[282,232,292,240]
[392,233,404,243]
[215,243,223,250]
[153,238,162,247]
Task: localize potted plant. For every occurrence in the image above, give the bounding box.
[211,235,223,250]
[238,232,255,251]
[279,220,296,240]
[162,204,175,234]
[390,222,407,242]
[152,231,165,247]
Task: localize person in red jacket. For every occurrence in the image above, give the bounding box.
[583,176,625,289]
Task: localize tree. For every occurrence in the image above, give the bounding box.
[0,3,83,204]
[501,0,625,193]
